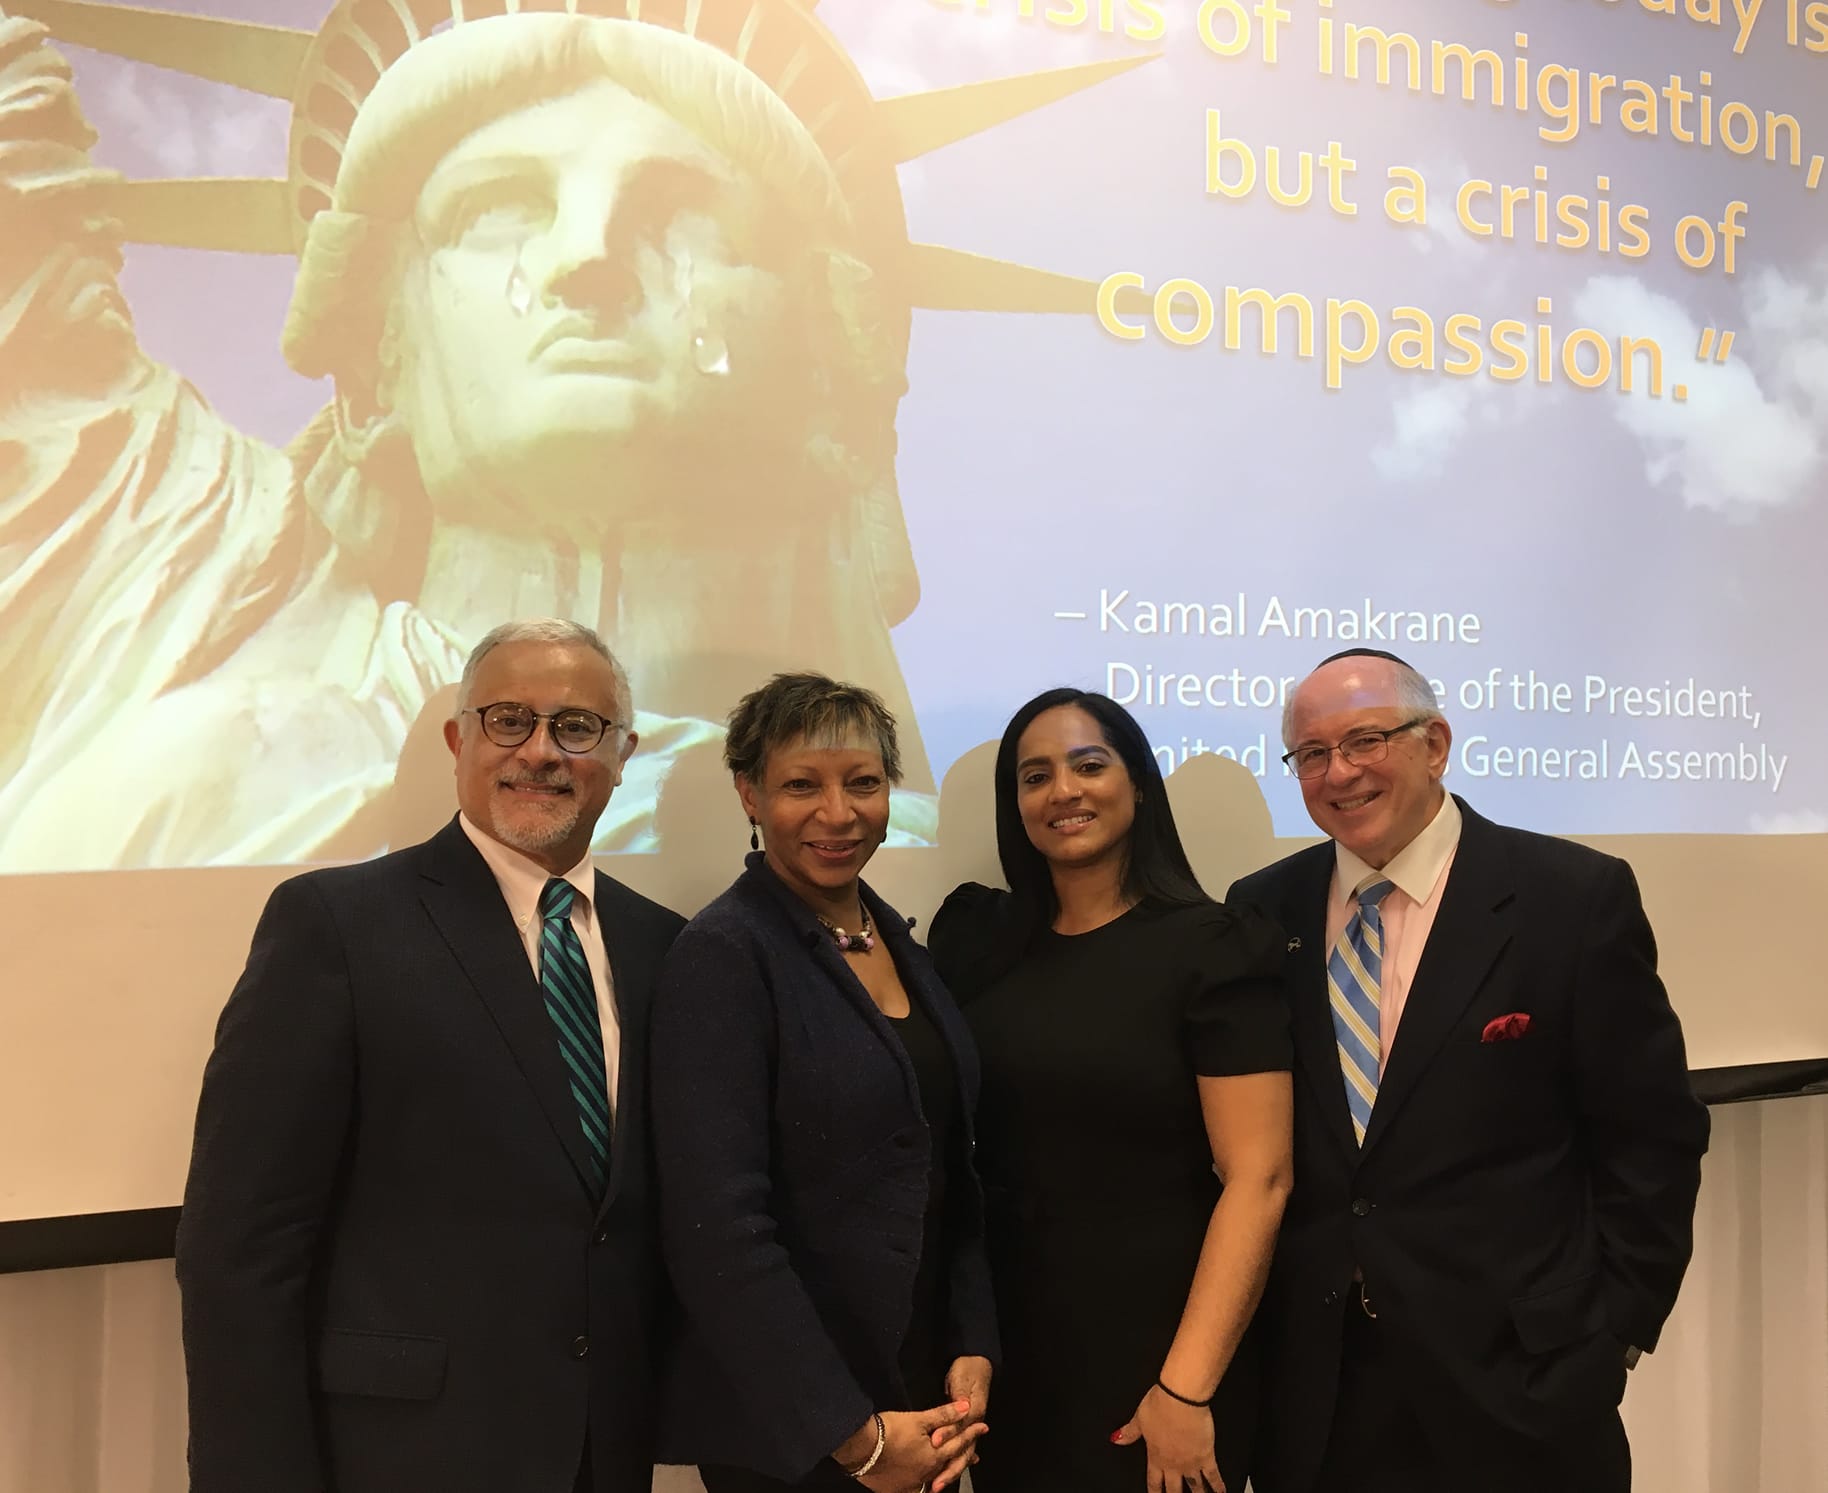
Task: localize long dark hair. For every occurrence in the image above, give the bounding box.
[993,688,1208,938]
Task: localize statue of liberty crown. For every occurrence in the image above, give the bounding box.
[289,0,903,257]
[15,0,1157,325]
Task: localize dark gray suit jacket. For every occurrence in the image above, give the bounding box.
[1228,797,1708,1493]
[176,817,684,1493]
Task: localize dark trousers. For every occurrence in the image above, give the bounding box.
[1313,1285,1631,1493]
[1312,1288,1438,1493]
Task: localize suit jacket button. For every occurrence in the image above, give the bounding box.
[1350,1197,1372,1217]
[571,1335,590,1359]
[1323,1290,1340,1307]
[593,1227,609,1245]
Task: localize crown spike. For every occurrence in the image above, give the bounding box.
[734,5,763,65]
[382,0,425,45]
[900,243,1147,318]
[876,52,1158,164]
[773,41,811,103]
[9,0,313,100]
[103,178,295,256]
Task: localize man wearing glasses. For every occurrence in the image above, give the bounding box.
[176,618,684,1493]
[1228,647,1707,1493]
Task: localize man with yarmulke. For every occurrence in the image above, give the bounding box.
[1228,648,1708,1493]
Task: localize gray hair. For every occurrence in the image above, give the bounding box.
[454,618,632,724]
[1281,649,1444,748]
[724,672,902,784]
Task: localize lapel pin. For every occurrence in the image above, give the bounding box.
[1287,937,1302,952]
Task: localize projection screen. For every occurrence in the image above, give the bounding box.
[1,0,1824,1225]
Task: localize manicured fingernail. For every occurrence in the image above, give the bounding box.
[1109,1431,1124,1443]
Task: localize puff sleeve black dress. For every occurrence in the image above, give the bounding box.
[928,888,1290,1493]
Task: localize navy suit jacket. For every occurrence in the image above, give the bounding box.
[176,817,684,1493]
[1227,797,1708,1493]
[651,854,999,1483]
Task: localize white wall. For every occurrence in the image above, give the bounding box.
[3,1095,1824,1493]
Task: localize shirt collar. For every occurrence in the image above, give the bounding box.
[1333,790,1462,903]
[459,813,596,928]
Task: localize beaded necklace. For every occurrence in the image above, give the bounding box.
[816,903,875,953]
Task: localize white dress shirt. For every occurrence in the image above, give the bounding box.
[460,814,621,1114]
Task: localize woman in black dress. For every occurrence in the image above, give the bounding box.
[651,673,996,1493]
[929,688,1293,1493]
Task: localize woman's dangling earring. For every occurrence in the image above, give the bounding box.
[749,819,760,851]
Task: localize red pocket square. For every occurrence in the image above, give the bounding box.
[1481,1012,1532,1043]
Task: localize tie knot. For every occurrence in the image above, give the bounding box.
[540,877,575,922]
[1355,878,1395,912]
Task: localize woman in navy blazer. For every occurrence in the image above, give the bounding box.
[651,673,997,1493]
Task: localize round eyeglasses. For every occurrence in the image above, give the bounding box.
[465,702,623,755]
[1280,717,1431,780]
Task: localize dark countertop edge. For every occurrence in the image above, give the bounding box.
[0,1206,181,1276]
[4,1060,1825,1273]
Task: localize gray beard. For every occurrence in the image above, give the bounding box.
[494,805,581,857]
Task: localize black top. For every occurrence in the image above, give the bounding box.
[887,997,962,1402]
[651,855,998,1485]
[929,888,1290,1493]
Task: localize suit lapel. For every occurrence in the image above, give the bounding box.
[1360,802,1515,1158]
[1282,847,1360,1162]
[596,873,657,1215]
[742,865,920,1106]
[417,821,600,1199]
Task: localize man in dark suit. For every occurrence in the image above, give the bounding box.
[1228,648,1708,1493]
[176,618,685,1493]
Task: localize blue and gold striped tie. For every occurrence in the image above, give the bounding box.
[538,878,610,1194]
[1327,878,1395,1146]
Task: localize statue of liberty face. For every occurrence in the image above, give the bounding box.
[384,77,803,522]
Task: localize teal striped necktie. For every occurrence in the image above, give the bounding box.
[1327,878,1395,1146]
[538,878,610,1194]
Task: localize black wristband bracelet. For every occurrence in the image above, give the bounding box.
[1154,1377,1213,1409]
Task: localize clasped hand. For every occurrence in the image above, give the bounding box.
[839,1355,991,1493]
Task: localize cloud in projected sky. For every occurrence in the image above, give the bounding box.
[79,49,288,178]
[1572,272,1825,517]
[838,0,1116,98]
[1371,380,1496,482]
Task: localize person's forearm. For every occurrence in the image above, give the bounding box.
[832,1413,880,1470]
[1157,1173,1291,1401]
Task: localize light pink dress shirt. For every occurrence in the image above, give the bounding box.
[1325,792,1463,1075]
